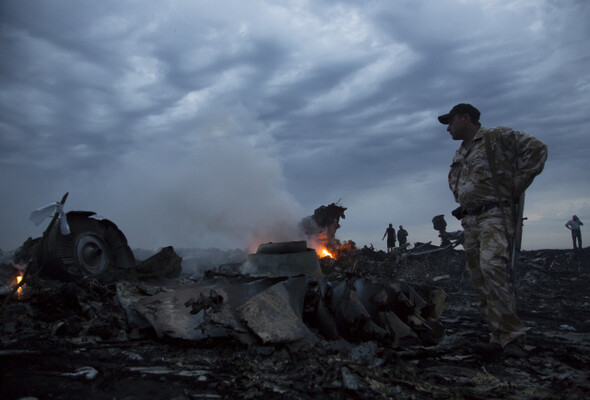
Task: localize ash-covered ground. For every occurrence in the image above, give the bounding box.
[1,246,589,399]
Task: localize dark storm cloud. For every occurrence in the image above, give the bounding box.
[1,0,589,251]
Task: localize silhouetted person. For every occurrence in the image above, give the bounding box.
[565,215,583,249]
[397,225,408,246]
[382,224,396,253]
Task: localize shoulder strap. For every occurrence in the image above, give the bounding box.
[484,130,503,202]
[484,130,513,242]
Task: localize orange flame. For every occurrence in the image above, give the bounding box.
[317,247,334,259]
[16,275,23,299]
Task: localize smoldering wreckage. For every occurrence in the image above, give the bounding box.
[1,197,589,399]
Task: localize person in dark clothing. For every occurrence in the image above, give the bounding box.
[382,223,396,253]
[397,225,408,246]
[565,215,583,249]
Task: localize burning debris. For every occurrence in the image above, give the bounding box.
[299,201,347,253]
[1,198,589,399]
[297,201,361,263]
[1,244,589,399]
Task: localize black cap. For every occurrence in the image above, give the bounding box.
[438,103,480,124]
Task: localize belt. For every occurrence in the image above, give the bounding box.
[463,201,511,216]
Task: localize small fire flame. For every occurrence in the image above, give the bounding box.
[16,275,23,298]
[317,248,334,259]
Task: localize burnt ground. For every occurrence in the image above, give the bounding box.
[1,247,589,399]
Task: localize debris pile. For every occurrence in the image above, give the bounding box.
[1,244,589,399]
[88,240,447,349]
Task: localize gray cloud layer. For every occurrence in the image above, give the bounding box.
[1,0,589,251]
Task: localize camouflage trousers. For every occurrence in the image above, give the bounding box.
[461,207,525,347]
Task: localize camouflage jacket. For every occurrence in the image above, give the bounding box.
[448,126,548,208]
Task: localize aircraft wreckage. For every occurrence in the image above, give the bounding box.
[2,198,446,348]
[1,197,590,399]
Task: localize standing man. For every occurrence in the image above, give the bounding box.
[382,223,396,253]
[397,225,408,247]
[565,215,583,249]
[439,103,547,357]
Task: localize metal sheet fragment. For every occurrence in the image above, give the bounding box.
[238,276,317,344]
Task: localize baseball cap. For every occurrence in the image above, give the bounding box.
[438,103,480,124]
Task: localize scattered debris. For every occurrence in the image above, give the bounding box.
[1,239,589,399]
[127,246,182,280]
[62,366,99,380]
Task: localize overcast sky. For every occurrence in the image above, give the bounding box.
[1,0,589,254]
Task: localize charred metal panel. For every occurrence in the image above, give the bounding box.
[238,276,317,344]
[242,241,322,278]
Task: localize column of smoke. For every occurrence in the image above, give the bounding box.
[1,101,312,264]
[90,131,307,254]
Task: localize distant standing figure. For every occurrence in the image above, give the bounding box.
[565,215,583,249]
[397,225,408,246]
[382,224,396,253]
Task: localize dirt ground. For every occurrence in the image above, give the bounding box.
[1,247,589,399]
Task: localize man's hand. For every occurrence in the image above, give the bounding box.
[452,206,464,220]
